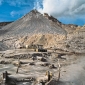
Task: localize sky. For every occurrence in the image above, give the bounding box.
[0,0,85,26]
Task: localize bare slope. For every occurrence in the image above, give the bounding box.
[0,10,67,50]
[65,25,85,53]
[0,21,12,29]
[1,10,84,51]
[0,10,66,37]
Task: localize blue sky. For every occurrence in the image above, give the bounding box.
[0,0,85,26]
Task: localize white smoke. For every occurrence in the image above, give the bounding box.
[36,0,85,18]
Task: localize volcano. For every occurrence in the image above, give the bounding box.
[0,10,67,50]
[0,10,66,37]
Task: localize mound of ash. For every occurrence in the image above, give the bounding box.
[0,10,67,50]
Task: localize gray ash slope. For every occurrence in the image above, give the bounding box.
[0,10,66,38]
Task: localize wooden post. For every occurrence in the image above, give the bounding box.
[46,71,51,82]
[57,59,61,81]
[48,72,50,82]
[2,71,8,85]
[16,66,19,74]
[16,58,20,73]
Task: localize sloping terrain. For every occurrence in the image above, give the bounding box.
[66,25,85,53]
[0,10,66,37]
[61,24,79,33]
[0,10,67,50]
[0,10,84,53]
[0,21,12,29]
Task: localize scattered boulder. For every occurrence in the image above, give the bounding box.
[29,62,35,65]
[40,57,47,62]
[49,64,56,69]
[0,60,11,64]
[40,62,50,66]
[13,61,21,66]
[32,53,43,57]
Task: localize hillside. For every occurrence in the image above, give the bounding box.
[0,10,66,37]
[66,25,85,53]
[0,10,85,53]
[0,10,67,50]
[0,21,12,29]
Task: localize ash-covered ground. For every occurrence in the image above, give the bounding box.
[0,49,85,85]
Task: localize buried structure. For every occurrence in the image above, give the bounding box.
[0,59,61,85]
[0,49,85,85]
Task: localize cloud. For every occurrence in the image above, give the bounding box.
[35,0,85,18]
[10,7,31,17]
[9,0,35,17]
[5,0,27,6]
[10,11,17,17]
[10,10,24,17]
[0,0,3,5]
[34,0,85,25]
[0,0,34,7]
[34,0,43,12]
